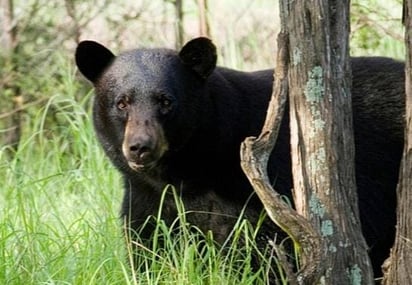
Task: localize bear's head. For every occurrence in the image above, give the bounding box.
[75,38,217,173]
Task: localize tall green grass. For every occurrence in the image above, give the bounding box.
[127,186,280,285]
[1,55,126,284]
[0,54,284,284]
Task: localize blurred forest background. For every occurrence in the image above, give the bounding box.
[0,1,406,284]
[0,0,405,152]
[0,0,404,152]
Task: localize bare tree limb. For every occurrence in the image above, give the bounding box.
[0,98,48,120]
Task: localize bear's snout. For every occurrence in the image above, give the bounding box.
[122,118,169,171]
[122,132,157,171]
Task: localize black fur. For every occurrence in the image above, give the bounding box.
[75,38,404,278]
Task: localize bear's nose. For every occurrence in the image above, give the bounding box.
[128,142,153,163]
[129,143,152,161]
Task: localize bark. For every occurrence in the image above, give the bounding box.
[240,31,324,285]
[382,1,412,284]
[64,0,81,43]
[0,0,17,51]
[286,1,373,283]
[1,0,22,154]
[197,0,210,37]
[174,0,184,49]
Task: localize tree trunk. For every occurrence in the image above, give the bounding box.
[1,0,22,154]
[64,0,81,43]
[286,1,373,283]
[197,0,210,37]
[382,1,412,284]
[241,31,324,285]
[242,1,373,283]
[174,0,184,49]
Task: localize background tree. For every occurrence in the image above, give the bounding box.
[1,0,22,154]
[170,0,184,49]
[382,1,412,284]
[197,0,210,37]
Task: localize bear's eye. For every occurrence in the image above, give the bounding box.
[158,94,175,115]
[160,97,171,108]
[117,96,130,111]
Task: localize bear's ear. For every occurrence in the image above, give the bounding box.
[75,40,115,84]
[179,37,217,79]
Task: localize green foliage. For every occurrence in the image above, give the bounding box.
[0,59,125,284]
[351,0,404,59]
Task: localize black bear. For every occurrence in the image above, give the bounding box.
[75,37,404,278]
